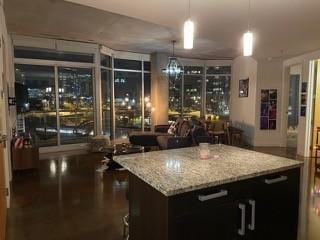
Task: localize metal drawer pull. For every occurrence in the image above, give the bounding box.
[264,175,288,184]
[198,190,228,202]
[248,199,256,231]
[238,203,246,236]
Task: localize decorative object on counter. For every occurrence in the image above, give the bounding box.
[239,78,249,97]
[199,143,210,159]
[260,89,277,130]
[300,82,307,117]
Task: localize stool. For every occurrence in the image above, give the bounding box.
[123,213,129,239]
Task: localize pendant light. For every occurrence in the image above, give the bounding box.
[243,0,253,56]
[184,0,194,49]
[162,41,183,79]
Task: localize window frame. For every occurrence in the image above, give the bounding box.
[173,58,232,119]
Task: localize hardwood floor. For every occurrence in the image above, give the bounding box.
[6,147,320,240]
[7,153,128,240]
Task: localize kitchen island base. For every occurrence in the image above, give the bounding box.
[129,168,300,240]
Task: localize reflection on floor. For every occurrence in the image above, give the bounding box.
[6,147,320,240]
[7,153,128,240]
[309,171,320,240]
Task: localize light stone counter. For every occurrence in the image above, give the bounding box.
[113,145,302,196]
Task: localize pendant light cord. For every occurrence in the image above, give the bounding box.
[172,41,175,57]
[248,0,251,30]
[188,0,191,19]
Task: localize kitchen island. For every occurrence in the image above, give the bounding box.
[114,145,302,240]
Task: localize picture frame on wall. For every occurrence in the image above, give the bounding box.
[301,94,307,105]
[300,82,307,117]
[301,106,306,117]
[239,78,249,97]
[301,82,307,93]
[260,89,277,130]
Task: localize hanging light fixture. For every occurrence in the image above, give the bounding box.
[184,0,194,49]
[243,0,253,56]
[162,41,183,79]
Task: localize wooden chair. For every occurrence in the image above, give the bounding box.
[208,120,227,144]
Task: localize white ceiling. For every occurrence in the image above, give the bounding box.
[4,0,320,60]
[65,0,320,59]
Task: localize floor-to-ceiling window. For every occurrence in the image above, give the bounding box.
[183,66,204,118]
[114,69,142,139]
[14,40,153,148]
[101,54,112,136]
[15,64,57,147]
[100,53,151,139]
[58,67,94,144]
[143,61,152,131]
[14,47,95,147]
[205,65,231,119]
[168,61,231,121]
[169,75,183,122]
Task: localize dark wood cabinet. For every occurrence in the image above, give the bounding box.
[173,200,246,240]
[12,147,39,170]
[253,169,300,240]
[129,168,300,240]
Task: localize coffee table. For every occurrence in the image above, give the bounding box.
[101,144,144,170]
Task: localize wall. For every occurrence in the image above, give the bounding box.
[230,56,258,145]
[254,59,284,146]
[0,0,13,206]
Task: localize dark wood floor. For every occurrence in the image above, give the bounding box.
[7,153,128,240]
[6,147,320,240]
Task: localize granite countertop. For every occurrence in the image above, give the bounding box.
[113,145,303,196]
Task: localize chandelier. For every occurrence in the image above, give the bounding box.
[163,41,183,79]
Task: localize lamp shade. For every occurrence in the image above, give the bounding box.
[243,31,253,56]
[184,20,194,49]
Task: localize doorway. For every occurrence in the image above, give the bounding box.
[311,60,320,161]
[286,65,302,148]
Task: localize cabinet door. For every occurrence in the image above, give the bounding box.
[172,200,248,240]
[254,169,300,240]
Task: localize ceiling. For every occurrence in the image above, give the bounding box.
[4,0,320,60]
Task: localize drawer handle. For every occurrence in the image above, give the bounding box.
[264,175,288,184]
[248,199,256,231]
[238,203,246,236]
[198,190,228,202]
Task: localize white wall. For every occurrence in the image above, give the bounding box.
[231,57,287,147]
[254,59,284,146]
[0,0,14,207]
[230,56,258,145]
